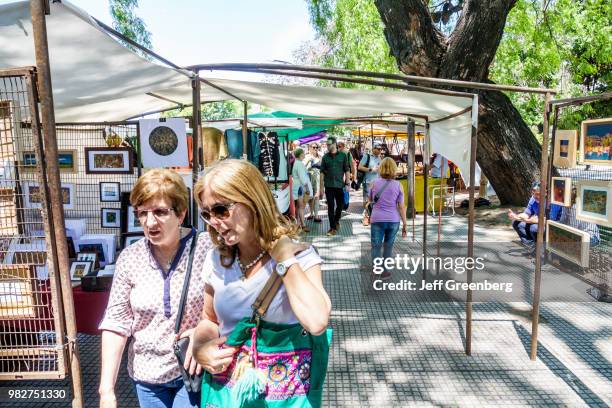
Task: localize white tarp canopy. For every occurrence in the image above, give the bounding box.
[0,0,478,183]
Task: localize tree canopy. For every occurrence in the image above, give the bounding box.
[305,0,611,129]
[109,0,153,57]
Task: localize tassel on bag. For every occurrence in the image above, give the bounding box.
[231,327,265,407]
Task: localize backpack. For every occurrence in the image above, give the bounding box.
[357,153,370,184]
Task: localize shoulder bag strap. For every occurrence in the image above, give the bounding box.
[373,179,392,204]
[174,232,199,335]
[252,272,283,320]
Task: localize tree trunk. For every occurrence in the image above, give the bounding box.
[376,0,541,205]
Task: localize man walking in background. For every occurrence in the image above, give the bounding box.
[358,143,383,225]
[320,136,351,236]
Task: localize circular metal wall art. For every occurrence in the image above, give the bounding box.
[149,126,178,156]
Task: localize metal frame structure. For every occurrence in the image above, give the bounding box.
[530,91,612,360]
[22,0,565,405]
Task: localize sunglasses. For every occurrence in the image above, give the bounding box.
[134,207,175,221]
[199,202,236,221]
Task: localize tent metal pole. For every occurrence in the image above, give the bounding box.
[191,71,201,227]
[546,106,560,221]
[235,68,473,99]
[531,92,553,360]
[422,121,430,280]
[31,0,83,405]
[407,119,416,242]
[188,63,556,95]
[242,101,248,157]
[465,95,479,355]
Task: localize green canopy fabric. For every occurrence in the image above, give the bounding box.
[248,111,342,141]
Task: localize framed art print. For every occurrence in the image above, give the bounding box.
[546,220,590,267]
[552,130,577,168]
[122,233,144,249]
[580,118,612,166]
[99,182,121,202]
[21,150,77,172]
[126,205,144,233]
[85,147,133,174]
[23,182,75,210]
[575,180,612,227]
[70,261,92,281]
[77,252,100,270]
[139,118,189,168]
[101,208,121,228]
[550,177,572,206]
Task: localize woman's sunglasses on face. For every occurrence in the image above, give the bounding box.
[199,202,236,222]
[134,207,175,221]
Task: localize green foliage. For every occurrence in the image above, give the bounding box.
[305,0,611,132]
[162,101,241,122]
[109,0,153,57]
[305,0,397,88]
[490,0,612,131]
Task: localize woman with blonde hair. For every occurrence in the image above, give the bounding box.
[99,169,212,408]
[367,157,407,280]
[192,159,331,406]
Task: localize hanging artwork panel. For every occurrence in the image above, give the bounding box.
[550,177,572,206]
[552,130,577,168]
[575,180,612,227]
[139,118,189,168]
[580,118,612,166]
[545,220,590,267]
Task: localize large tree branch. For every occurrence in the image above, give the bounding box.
[439,0,517,80]
[375,0,446,76]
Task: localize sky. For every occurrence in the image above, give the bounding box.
[1,0,317,80]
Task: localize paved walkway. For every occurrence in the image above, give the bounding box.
[4,191,611,407]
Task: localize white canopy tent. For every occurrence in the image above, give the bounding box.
[0,0,478,183]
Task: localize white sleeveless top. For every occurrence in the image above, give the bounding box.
[204,246,322,337]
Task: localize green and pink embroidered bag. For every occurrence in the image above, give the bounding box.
[201,272,332,408]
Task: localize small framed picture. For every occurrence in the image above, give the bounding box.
[85,147,133,174]
[77,252,100,270]
[546,220,590,267]
[580,118,612,166]
[77,243,106,265]
[122,233,145,249]
[126,205,144,233]
[552,130,577,168]
[575,180,612,227]
[101,208,121,228]
[21,150,77,172]
[550,177,572,206]
[70,261,93,281]
[99,182,121,202]
[23,182,75,210]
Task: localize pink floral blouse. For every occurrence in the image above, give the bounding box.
[99,230,212,384]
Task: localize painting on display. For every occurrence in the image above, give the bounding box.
[77,243,106,264]
[139,118,189,168]
[552,130,577,168]
[550,177,572,207]
[0,265,36,318]
[85,147,133,174]
[580,118,612,166]
[545,220,590,267]
[101,208,121,228]
[22,150,77,172]
[70,261,92,281]
[576,180,612,227]
[126,206,144,233]
[122,233,145,249]
[23,182,75,210]
[99,182,120,202]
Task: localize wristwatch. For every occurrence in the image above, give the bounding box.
[275,257,299,277]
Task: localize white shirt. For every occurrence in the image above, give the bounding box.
[205,246,322,337]
[291,159,313,198]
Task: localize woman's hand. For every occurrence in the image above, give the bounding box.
[99,390,117,408]
[193,337,237,375]
[270,235,309,262]
[401,225,407,238]
[178,328,203,376]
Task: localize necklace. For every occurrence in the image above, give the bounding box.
[236,248,267,277]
